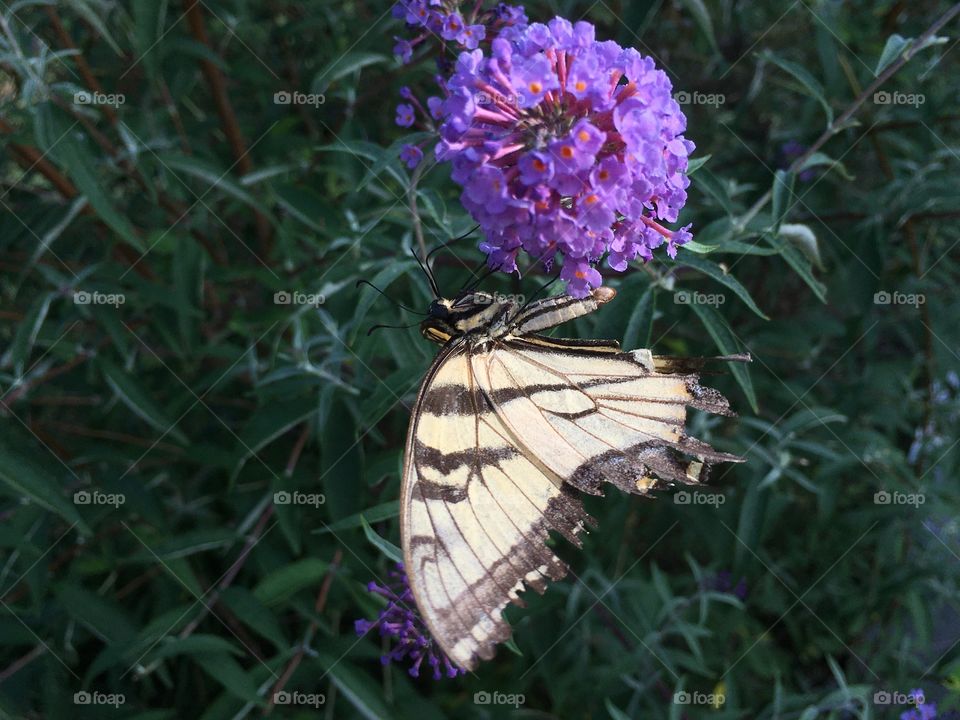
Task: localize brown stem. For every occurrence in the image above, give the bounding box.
[181,0,272,255]
[44,7,117,125]
[264,548,343,716]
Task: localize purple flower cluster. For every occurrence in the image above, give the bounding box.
[899,689,936,720]
[391,1,528,64]
[424,17,694,296]
[354,563,464,680]
[703,570,747,601]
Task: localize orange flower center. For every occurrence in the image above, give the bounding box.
[533,158,546,171]
[528,81,543,94]
[575,81,587,92]
[561,146,574,159]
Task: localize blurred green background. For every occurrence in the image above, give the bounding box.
[1,1,959,718]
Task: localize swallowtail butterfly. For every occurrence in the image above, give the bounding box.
[400,285,744,670]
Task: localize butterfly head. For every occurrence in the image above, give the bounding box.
[421,291,517,345]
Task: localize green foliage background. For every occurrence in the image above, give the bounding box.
[1,1,959,718]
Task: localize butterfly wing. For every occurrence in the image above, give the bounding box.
[470,336,742,497]
[399,340,592,671]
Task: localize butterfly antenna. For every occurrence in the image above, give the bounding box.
[355,280,427,316]
[519,270,562,311]
[409,244,441,298]
[367,320,421,336]
[425,224,480,266]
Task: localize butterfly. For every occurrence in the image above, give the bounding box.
[399,285,745,671]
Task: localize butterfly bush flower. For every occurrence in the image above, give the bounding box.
[430,17,694,296]
[391,1,528,63]
[354,563,465,680]
[899,689,936,720]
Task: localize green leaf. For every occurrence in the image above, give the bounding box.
[761,50,833,125]
[361,515,402,563]
[98,359,190,445]
[677,0,718,52]
[144,635,244,663]
[315,653,393,720]
[691,169,732,213]
[675,254,769,319]
[232,396,316,479]
[193,653,265,706]
[779,223,823,270]
[314,500,399,534]
[53,140,143,251]
[0,434,89,533]
[771,169,795,232]
[685,154,712,177]
[763,231,827,303]
[875,33,947,75]
[254,558,330,606]
[350,260,419,341]
[162,155,272,216]
[2,292,53,375]
[687,304,758,413]
[220,587,288,649]
[57,583,137,644]
[311,52,389,93]
[875,34,911,76]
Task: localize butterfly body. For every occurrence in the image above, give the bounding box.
[401,286,743,670]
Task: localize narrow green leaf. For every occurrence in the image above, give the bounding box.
[675,254,769,319]
[686,154,711,175]
[163,155,272,216]
[875,34,911,76]
[315,653,393,720]
[311,52,389,93]
[764,232,827,303]
[314,501,399,534]
[0,435,89,533]
[144,635,244,663]
[677,0,718,52]
[771,169,794,232]
[193,653,265,705]
[53,141,143,250]
[3,293,53,375]
[232,396,316,478]
[361,515,402,563]
[761,51,833,125]
[254,558,330,606]
[687,304,758,412]
[98,359,190,445]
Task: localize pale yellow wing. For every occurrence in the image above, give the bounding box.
[399,342,592,671]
